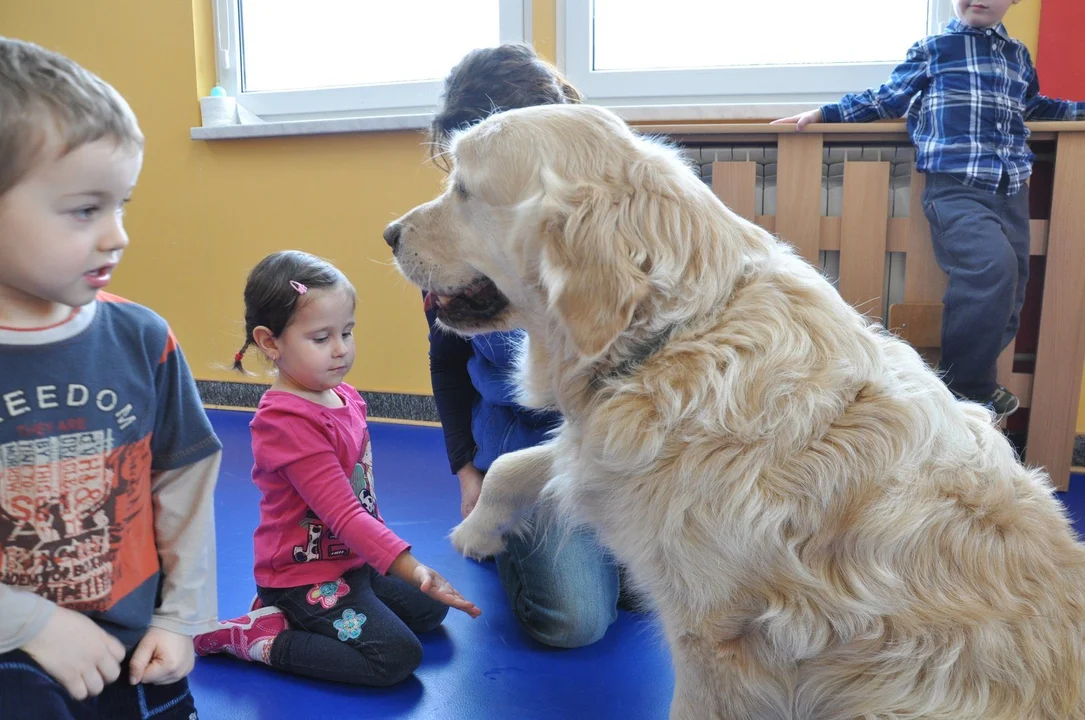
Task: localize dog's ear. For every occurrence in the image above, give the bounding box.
[539,185,651,359]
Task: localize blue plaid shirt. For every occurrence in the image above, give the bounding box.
[821,19,1085,194]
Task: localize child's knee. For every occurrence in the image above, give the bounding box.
[367,635,424,687]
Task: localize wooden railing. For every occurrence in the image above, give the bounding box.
[638,121,1085,490]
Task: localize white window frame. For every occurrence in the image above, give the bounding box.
[212,0,530,122]
[560,0,956,109]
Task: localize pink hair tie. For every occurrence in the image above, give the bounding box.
[290,281,308,295]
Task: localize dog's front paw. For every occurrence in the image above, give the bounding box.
[450,515,508,560]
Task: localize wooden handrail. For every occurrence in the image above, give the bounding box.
[634,120,1085,136]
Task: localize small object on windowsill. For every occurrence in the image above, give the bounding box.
[200,86,238,128]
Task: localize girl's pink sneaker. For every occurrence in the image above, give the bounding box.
[193,606,288,661]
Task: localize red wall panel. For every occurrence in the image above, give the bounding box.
[1037,0,1085,100]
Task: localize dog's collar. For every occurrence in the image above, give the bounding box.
[591,324,677,390]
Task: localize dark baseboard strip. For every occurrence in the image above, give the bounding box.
[197,380,439,423]
[1074,435,1085,469]
[198,380,269,411]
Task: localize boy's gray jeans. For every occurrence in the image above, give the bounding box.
[921,171,1031,401]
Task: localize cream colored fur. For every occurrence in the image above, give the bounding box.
[389,103,1085,719]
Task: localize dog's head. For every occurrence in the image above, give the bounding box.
[386,103,727,363]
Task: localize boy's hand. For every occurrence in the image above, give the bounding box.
[389,550,482,618]
[128,626,195,685]
[21,606,125,700]
[771,109,822,131]
[457,463,484,519]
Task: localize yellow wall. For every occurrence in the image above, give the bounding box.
[532,0,559,63]
[1005,1,1041,56]
[2,0,447,395]
[3,0,1079,428]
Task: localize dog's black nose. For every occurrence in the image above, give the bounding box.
[383,222,402,250]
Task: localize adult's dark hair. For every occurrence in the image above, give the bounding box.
[429,43,582,170]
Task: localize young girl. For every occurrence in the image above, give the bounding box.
[194,250,480,687]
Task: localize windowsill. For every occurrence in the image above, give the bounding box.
[189,112,433,140]
[188,102,822,141]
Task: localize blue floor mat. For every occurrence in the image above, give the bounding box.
[191,410,672,720]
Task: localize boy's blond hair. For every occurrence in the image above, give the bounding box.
[0,36,143,198]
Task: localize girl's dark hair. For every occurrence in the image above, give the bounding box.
[234,250,353,373]
[429,43,582,171]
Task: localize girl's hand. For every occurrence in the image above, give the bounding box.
[389,550,481,618]
[770,108,822,131]
[414,565,482,618]
[457,463,484,519]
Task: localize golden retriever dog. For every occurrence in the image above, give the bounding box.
[384,103,1085,719]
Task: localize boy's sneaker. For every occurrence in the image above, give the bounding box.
[954,385,1020,420]
[193,606,288,661]
[985,385,1021,418]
